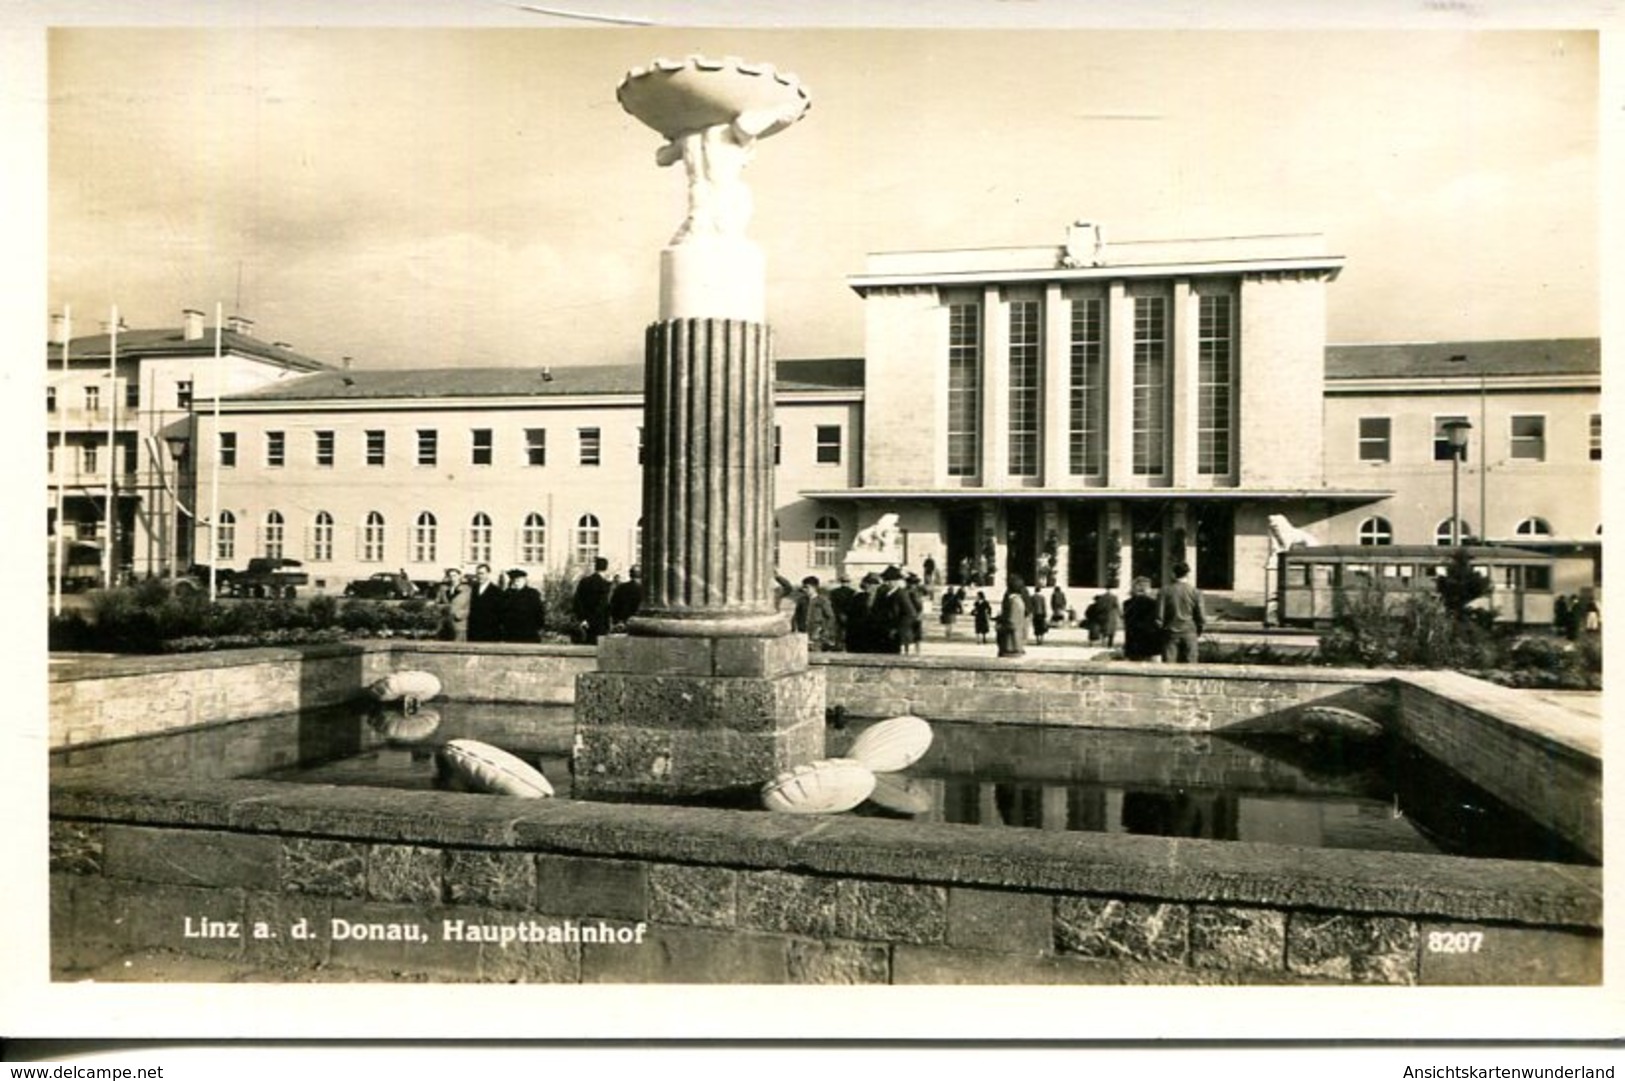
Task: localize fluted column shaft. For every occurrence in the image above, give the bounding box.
[630,316,786,637]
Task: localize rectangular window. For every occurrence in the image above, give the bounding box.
[637,427,645,466]
[1132,294,1168,475]
[525,428,547,467]
[417,429,438,466]
[315,430,334,467]
[1589,413,1601,462]
[1510,415,1546,461]
[121,439,138,478]
[84,386,100,414]
[1068,296,1104,476]
[46,386,56,413]
[125,381,140,409]
[82,443,98,473]
[579,427,601,466]
[816,425,842,465]
[471,429,493,466]
[177,381,193,409]
[1434,415,1469,462]
[266,431,285,468]
[1358,417,1391,462]
[219,432,237,468]
[773,426,782,466]
[47,436,56,473]
[946,301,981,477]
[1196,292,1234,475]
[1007,298,1041,476]
[366,430,386,467]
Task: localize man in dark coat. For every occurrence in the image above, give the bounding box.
[466,562,506,642]
[500,568,548,643]
[572,556,614,644]
[610,566,645,630]
[792,575,838,651]
[826,573,857,650]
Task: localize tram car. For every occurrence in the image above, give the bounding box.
[1272,544,1556,628]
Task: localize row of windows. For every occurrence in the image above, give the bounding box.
[221,425,846,469]
[1357,414,1601,464]
[1354,515,1583,546]
[215,510,856,570]
[947,291,1236,479]
[47,381,193,413]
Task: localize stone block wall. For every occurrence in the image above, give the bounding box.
[49,780,1601,986]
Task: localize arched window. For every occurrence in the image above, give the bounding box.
[216,510,236,561]
[362,511,386,562]
[520,512,546,564]
[311,511,334,562]
[1516,517,1552,537]
[773,518,782,566]
[575,513,601,567]
[468,512,493,565]
[1433,518,1472,546]
[263,510,285,559]
[413,512,438,563]
[812,515,842,566]
[1356,516,1392,546]
[633,516,644,571]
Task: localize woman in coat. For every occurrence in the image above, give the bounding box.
[1121,577,1161,661]
[997,574,1031,657]
[971,591,993,645]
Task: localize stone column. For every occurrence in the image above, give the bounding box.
[575,56,823,800]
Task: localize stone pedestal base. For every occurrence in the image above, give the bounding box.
[574,632,825,800]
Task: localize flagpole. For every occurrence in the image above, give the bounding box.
[209,302,222,601]
[52,305,70,617]
[104,305,118,588]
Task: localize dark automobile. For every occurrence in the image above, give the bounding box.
[344,571,422,600]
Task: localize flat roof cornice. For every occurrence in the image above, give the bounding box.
[848,256,1344,295]
[800,487,1390,503]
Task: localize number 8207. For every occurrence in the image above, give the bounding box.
[1427,931,1484,953]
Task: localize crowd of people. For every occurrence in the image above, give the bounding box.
[429,558,645,644]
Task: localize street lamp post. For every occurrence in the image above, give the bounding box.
[1443,419,1473,546]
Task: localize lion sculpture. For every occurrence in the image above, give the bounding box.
[853,513,903,555]
[1266,514,1321,556]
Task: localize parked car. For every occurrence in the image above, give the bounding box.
[225,557,309,599]
[344,571,422,600]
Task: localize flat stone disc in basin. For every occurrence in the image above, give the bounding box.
[618,56,810,140]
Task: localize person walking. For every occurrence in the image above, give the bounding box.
[1121,577,1161,661]
[996,574,1031,657]
[792,575,838,651]
[1031,588,1049,645]
[466,563,506,643]
[500,568,548,643]
[844,573,884,653]
[877,565,920,654]
[610,566,644,631]
[1094,588,1122,648]
[940,586,964,639]
[436,567,471,641]
[827,573,857,651]
[571,556,614,644]
[971,590,993,645]
[1157,561,1207,663]
[1050,584,1069,628]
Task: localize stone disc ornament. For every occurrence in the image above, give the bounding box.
[867,774,934,817]
[366,707,442,744]
[846,715,934,774]
[367,670,443,704]
[617,56,810,143]
[761,757,876,815]
[436,739,554,798]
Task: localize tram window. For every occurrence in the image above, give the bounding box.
[1525,566,1552,591]
[1497,567,1519,589]
[1313,565,1334,586]
[1347,563,1373,582]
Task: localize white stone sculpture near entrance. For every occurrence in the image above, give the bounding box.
[1267,513,1321,556]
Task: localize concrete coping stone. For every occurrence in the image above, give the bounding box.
[51,773,1600,929]
[1391,670,1600,759]
[811,653,1392,685]
[49,640,597,683]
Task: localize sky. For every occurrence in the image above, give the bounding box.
[38,15,1604,370]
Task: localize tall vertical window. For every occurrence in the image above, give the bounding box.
[520,513,547,564]
[82,443,98,473]
[1068,295,1105,476]
[812,515,842,566]
[579,428,601,466]
[218,432,237,467]
[1358,418,1392,462]
[315,430,334,467]
[525,429,547,466]
[84,386,100,414]
[815,425,842,464]
[1590,414,1601,462]
[126,381,140,409]
[176,381,193,409]
[468,513,493,564]
[773,426,782,466]
[263,511,285,559]
[46,386,56,412]
[1007,299,1042,476]
[366,430,386,466]
[637,427,645,465]
[413,512,438,563]
[362,512,386,562]
[216,510,236,561]
[311,512,334,562]
[946,301,981,477]
[1510,415,1546,461]
[47,436,56,473]
[1132,294,1168,475]
[471,429,493,466]
[575,513,601,566]
[266,431,285,468]
[122,439,138,478]
[417,429,438,466]
[1196,292,1234,475]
